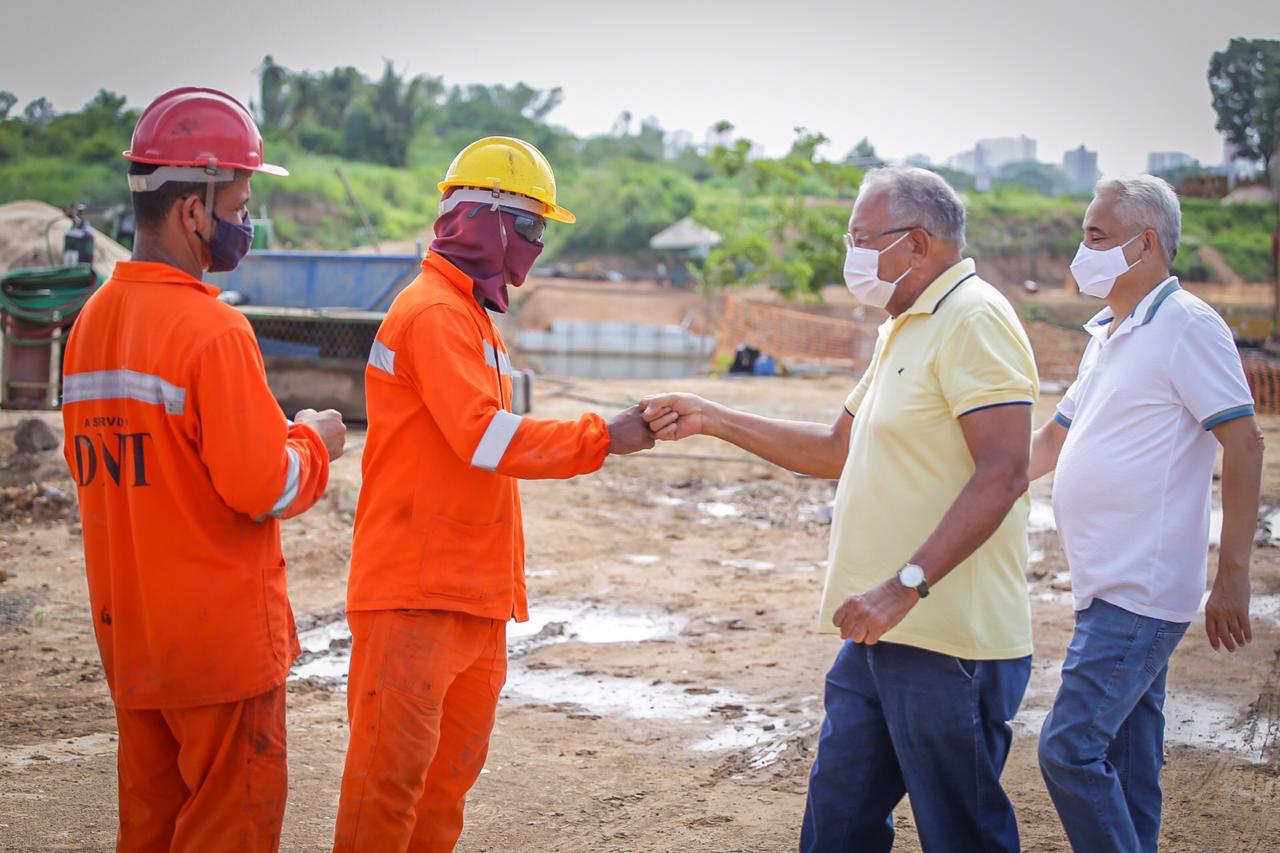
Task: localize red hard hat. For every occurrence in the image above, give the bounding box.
[123,86,287,176]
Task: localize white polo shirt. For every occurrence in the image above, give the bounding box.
[1052,278,1254,623]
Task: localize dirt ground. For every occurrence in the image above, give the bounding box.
[2,376,1279,852]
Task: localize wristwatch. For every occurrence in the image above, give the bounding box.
[897,563,930,598]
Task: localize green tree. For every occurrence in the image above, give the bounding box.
[788,127,829,163]
[23,97,54,127]
[1208,37,1280,179]
[993,161,1068,196]
[256,55,289,131]
[844,137,881,167]
[706,122,749,180]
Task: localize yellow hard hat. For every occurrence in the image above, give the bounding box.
[438,136,575,224]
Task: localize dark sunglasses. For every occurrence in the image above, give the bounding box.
[499,206,547,244]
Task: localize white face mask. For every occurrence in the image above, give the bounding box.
[1069,233,1143,299]
[843,231,912,308]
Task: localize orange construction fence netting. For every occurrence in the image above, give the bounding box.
[718,295,1280,415]
[1241,350,1280,416]
[716,295,877,370]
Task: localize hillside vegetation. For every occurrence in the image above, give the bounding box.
[0,64,1271,297]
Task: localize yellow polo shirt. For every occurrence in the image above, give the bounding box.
[819,258,1037,659]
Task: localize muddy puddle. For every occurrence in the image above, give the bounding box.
[291,601,811,769]
[1251,594,1280,625]
[642,479,837,530]
[0,732,117,769]
[1029,500,1057,533]
[1034,499,1280,548]
[1013,659,1274,763]
[1210,505,1280,548]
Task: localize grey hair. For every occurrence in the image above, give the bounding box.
[858,166,967,249]
[1094,175,1181,265]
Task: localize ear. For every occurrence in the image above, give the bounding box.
[1142,228,1158,261]
[909,227,930,260]
[176,194,202,237]
[183,193,216,240]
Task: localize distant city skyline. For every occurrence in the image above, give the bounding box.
[2,0,1277,178]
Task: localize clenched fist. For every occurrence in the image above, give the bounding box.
[607,405,657,455]
[639,393,715,441]
[295,408,347,461]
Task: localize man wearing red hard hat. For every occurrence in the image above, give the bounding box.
[59,87,346,851]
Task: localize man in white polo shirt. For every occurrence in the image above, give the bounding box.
[1030,175,1263,852]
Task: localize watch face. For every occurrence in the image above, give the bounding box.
[900,564,925,587]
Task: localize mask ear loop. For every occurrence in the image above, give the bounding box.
[193,174,218,243]
[182,176,219,276]
[1119,231,1145,275]
[881,230,915,286]
[490,191,512,286]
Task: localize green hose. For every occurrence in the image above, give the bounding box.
[1,265,100,345]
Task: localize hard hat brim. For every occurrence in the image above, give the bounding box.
[123,151,290,179]
[543,202,576,224]
[438,181,576,224]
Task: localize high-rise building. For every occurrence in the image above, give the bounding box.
[704,124,734,151]
[1062,145,1101,193]
[948,136,1037,176]
[946,149,980,174]
[1221,141,1263,180]
[975,136,1037,171]
[1147,151,1199,174]
[665,129,695,159]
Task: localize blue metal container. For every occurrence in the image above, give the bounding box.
[206,251,421,310]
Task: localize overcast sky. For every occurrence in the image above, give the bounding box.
[4,0,1277,176]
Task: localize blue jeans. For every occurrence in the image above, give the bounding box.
[800,641,1032,853]
[1038,598,1189,853]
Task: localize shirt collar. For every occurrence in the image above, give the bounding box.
[899,258,977,317]
[1082,276,1180,341]
[423,251,476,297]
[110,260,220,296]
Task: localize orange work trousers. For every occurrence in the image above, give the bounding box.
[334,609,507,852]
[112,683,288,853]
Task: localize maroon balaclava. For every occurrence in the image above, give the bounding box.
[429,192,544,313]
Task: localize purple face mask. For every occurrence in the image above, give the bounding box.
[205,213,254,273]
[429,196,544,313]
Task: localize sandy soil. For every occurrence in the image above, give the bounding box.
[1,377,1278,852]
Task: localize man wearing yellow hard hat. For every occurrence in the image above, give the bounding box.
[333,137,655,851]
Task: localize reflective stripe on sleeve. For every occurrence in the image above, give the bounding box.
[368,340,396,376]
[470,410,523,472]
[62,369,187,415]
[482,341,515,377]
[264,447,301,520]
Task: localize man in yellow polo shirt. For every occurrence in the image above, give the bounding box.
[642,166,1037,852]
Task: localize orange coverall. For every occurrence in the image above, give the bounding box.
[61,260,330,852]
[335,253,611,851]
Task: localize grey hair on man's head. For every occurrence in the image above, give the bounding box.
[857,166,967,249]
[1094,174,1181,265]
